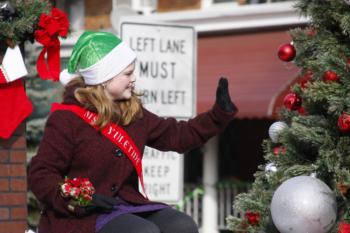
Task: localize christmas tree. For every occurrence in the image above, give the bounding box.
[227,1,350,233]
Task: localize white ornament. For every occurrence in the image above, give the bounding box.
[344,0,350,6]
[265,162,277,178]
[310,172,317,178]
[271,176,337,233]
[268,121,288,143]
[265,162,277,173]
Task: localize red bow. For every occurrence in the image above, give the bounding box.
[35,8,69,81]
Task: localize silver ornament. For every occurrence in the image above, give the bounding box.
[271,176,337,233]
[268,121,288,143]
[344,0,350,6]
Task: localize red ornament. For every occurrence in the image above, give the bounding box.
[305,27,317,37]
[273,146,286,156]
[297,106,305,115]
[336,183,350,195]
[304,70,314,79]
[338,113,350,132]
[299,70,313,89]
[323,70,340,82]
[245,211,260,226]
[347,58,350,67]
[300,79,309,89]
[339,222,350,233]
[278,43,296,62]
[300,76,311,89]
[283,93,302,111]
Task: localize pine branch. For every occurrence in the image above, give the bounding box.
[0,0,49,44]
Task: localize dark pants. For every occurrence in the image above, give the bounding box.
[98,207,199,233]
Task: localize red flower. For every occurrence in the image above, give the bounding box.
[82,193,93,201]
[70,187,80,199]
[245,211,260,225]
[338,113,350,132]
[60,177,95,207]
[60,183,72,197]
[339,222,350,233]
[70,178,83,187]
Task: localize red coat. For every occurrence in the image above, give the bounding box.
[28,86,236,233]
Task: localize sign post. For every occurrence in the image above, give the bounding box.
[120,22,196,203]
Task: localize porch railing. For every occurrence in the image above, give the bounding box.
[176,181,251,230]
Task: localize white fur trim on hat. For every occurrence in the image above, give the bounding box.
[59,69,80,86]
[78,41,136,85]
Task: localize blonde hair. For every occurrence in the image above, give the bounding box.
[64,77,143,129]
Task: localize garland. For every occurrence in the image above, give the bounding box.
[0,0,49,46]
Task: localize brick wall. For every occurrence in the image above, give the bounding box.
[0,123,28,233]
[83,0,203,30]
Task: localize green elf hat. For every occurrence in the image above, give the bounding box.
[60,31,136,85]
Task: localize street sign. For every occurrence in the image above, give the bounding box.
[120,22,196,118]
[120,21,197,203]
[142,147,184,203]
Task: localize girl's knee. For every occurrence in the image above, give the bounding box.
[139,224,161,233]
[168,213,199,233]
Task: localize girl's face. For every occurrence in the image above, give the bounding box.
[103,62,136,100]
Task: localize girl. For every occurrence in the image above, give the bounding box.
[28,31,237,233]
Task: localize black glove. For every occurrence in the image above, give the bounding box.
[85,193,119,213]
[216,77,238,113]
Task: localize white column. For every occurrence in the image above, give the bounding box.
[202,136,219,233]
[201,0,213,9]
[131,0,141,10]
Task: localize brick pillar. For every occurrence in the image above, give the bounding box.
[0,123,28,233]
